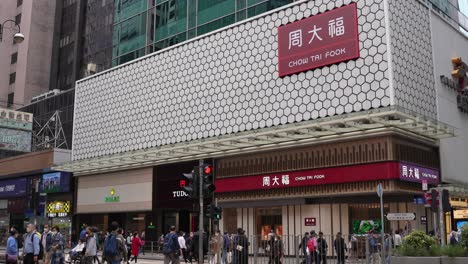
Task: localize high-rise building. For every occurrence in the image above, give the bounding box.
[0,0,57,108]
[112,0,294,66]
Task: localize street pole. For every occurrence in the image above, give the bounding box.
[199,159,204,264]
[377,183,384,264]
[438,186,446,247]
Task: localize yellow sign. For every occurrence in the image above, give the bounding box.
[47,201,70,217]
[454,209,468,219]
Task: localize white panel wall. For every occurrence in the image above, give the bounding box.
[72,0,391,161]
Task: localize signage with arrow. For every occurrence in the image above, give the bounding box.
[386,213,416,221]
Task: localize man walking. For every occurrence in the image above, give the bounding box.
[50,226,65,264]
[102,222,127,264]
[178,231,188,263]
[41,225,52,264]
[333,232,346,264]
[23,223,41,264]
[163,226,180,264]
[316,232,328,264]
[84,227,97,264]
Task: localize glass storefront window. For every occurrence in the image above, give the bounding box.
[255,208,282,239]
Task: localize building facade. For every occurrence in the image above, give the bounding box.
[57,0,468,246]
[0,0,57,108]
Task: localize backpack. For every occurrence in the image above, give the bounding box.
[163,233,178,254]
[307,238,316,252]
[30,232,45,260]
[104,234,120,257]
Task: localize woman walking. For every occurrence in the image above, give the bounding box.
[130,233,144,263]
[6,230,18,264]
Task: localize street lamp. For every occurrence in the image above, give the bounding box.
[0,19,25,43]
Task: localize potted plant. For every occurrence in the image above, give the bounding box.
[392,231,441,264]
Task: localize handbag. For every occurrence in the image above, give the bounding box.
[7,254,17,263]
[227,252,232,263]
[236,245,243,252]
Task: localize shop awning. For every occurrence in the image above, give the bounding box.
[53,106,455,175]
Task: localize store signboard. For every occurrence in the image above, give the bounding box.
[0,128,32,152]
[278,3,359,77]
[387,213,416,221]
[0,178,27,198]
[104,188,120,203]
[216,161,400,193]
[47,201,71,218]
[304,217,316,226]
[0,108,33,131]
[454,209,468,219]
[40,172,71,193]
[399,163,440,185]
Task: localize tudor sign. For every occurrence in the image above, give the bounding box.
[278,3,360,77]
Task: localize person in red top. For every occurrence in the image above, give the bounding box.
[129,233,144,263]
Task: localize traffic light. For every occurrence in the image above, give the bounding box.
[182,167,199,198]
[431,189,438,212]
[201,164,215,197]
[213,206,223,220]
[442,189,451,213]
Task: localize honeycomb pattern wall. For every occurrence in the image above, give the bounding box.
[73,0,391,161]
[389,0,437,118]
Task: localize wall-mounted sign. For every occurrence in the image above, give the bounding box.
[40,172,71,193]
[47,201,70,218]
[386,213,416,221]
[278,3,359,77]
[0,108,33,131]
[0,128,32,152]
[420,216,427,225]
[399,163,440,185]
[0,178,27,198]
[304,217,316,226]
[104,188,120,203]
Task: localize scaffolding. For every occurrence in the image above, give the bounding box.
[32,110,69,151]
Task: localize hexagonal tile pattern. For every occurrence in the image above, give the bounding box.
[389,0,436,118]
[72,0,391,161]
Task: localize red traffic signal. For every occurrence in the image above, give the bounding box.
[204,165,212,175]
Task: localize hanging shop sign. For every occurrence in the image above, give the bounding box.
[0,128,32,152]
[47,201,71,218]
[278,2,359,77]
[40,172,71,193]
[399,163,440,185]
[104,188,120,203]
[0,178,27,198]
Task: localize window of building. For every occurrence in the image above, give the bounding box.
[15,13,21,25]
[11,52,18,64]
[7,93,14,108]
[17,0,22,7]
[9,72,16,85]
[255,208,282,238]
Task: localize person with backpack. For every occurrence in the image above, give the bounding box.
[316,232,328,264]
[50,226,65,264]
[333,232,346,264]
[102,222,127,264]
[23,223,42,264]
[307,231,318,264]
[163,226,180,264]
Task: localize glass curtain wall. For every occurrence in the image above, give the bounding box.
[112,0,293,66]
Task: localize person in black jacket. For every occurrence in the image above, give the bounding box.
[299,232,310,264]
[333,233,347,264]
[233,229,249,264]
[316,232,328,264]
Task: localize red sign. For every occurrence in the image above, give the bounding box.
[305,217,316,226]
[215,161,400,193]
[278,3,360,77]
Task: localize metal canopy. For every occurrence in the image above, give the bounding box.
[53,106,455,175]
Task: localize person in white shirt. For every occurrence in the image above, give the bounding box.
[393,230,402,248]
[178,231,188,263]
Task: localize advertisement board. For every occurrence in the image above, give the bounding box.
[0,108,33,131]
[0,178,27,199]
[40,172,71,193]
[0,128,32,152]
[278,3,360,76]
[352,220,382,235]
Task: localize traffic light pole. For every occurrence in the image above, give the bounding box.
[438,186,446,247]
[198,159,204,264]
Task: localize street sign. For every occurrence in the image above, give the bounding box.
[386,213,416,221]
[422,180,428,191]
[420,216,427,225]
[377,183,383,198]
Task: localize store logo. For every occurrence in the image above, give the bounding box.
[47,201,70,218]
[105,188,120,203]
[173,190,189,198]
